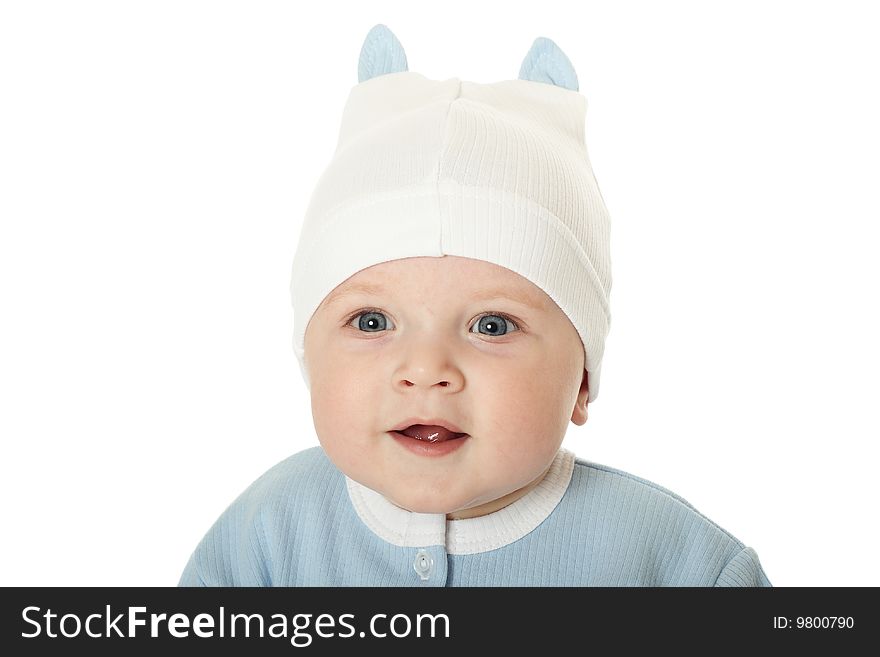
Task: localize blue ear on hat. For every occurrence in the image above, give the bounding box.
[358,24,578,92]
[518,37,579,91]
[358,24,409,83]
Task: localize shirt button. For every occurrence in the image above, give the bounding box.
[413,549,434,581]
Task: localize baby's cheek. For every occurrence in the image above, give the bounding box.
[314,422,375,485]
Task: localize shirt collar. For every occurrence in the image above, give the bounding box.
[345,448,575,554]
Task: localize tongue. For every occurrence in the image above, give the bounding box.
[401,424,462,443]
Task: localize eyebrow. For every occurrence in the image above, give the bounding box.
[323,282,545,311]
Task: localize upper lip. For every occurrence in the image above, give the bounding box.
[390,417,467,435]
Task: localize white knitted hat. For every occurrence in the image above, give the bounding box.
[290,24,612,402]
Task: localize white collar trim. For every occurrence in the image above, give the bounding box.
[345,448,575,555]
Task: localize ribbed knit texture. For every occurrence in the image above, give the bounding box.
[179,447,771,587]
[289,71,612,402]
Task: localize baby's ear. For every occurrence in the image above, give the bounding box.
[358,24,409,83]
[518,37,579,91]
[571,369,590,426]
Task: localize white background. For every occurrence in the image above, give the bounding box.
[2,0,877,587]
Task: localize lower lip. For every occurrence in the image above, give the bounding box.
[389,431,470,457]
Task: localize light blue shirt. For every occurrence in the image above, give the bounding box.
[178,446,771,586]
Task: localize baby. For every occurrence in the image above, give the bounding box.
[178,24,771,587]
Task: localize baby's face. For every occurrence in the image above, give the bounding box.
[304,256,589,519]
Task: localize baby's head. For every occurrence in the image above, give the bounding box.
[290,25,611,518]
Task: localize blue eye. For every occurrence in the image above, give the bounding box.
[470,314,519,337]
[346,309,520,337]
[349,309,392,333]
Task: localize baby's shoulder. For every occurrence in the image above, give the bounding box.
[567,456,746,548]
[570,457,699,508]
[225,446,339,515]
[261,444,334,479]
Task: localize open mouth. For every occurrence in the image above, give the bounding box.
[393,424,469,443]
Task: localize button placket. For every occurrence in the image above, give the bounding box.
[413,549,434,581]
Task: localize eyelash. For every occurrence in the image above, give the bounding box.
[343,307,522,336]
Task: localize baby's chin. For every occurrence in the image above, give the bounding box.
[382,486,493,516]
[389,500,449,514]
[381,490,457,515]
